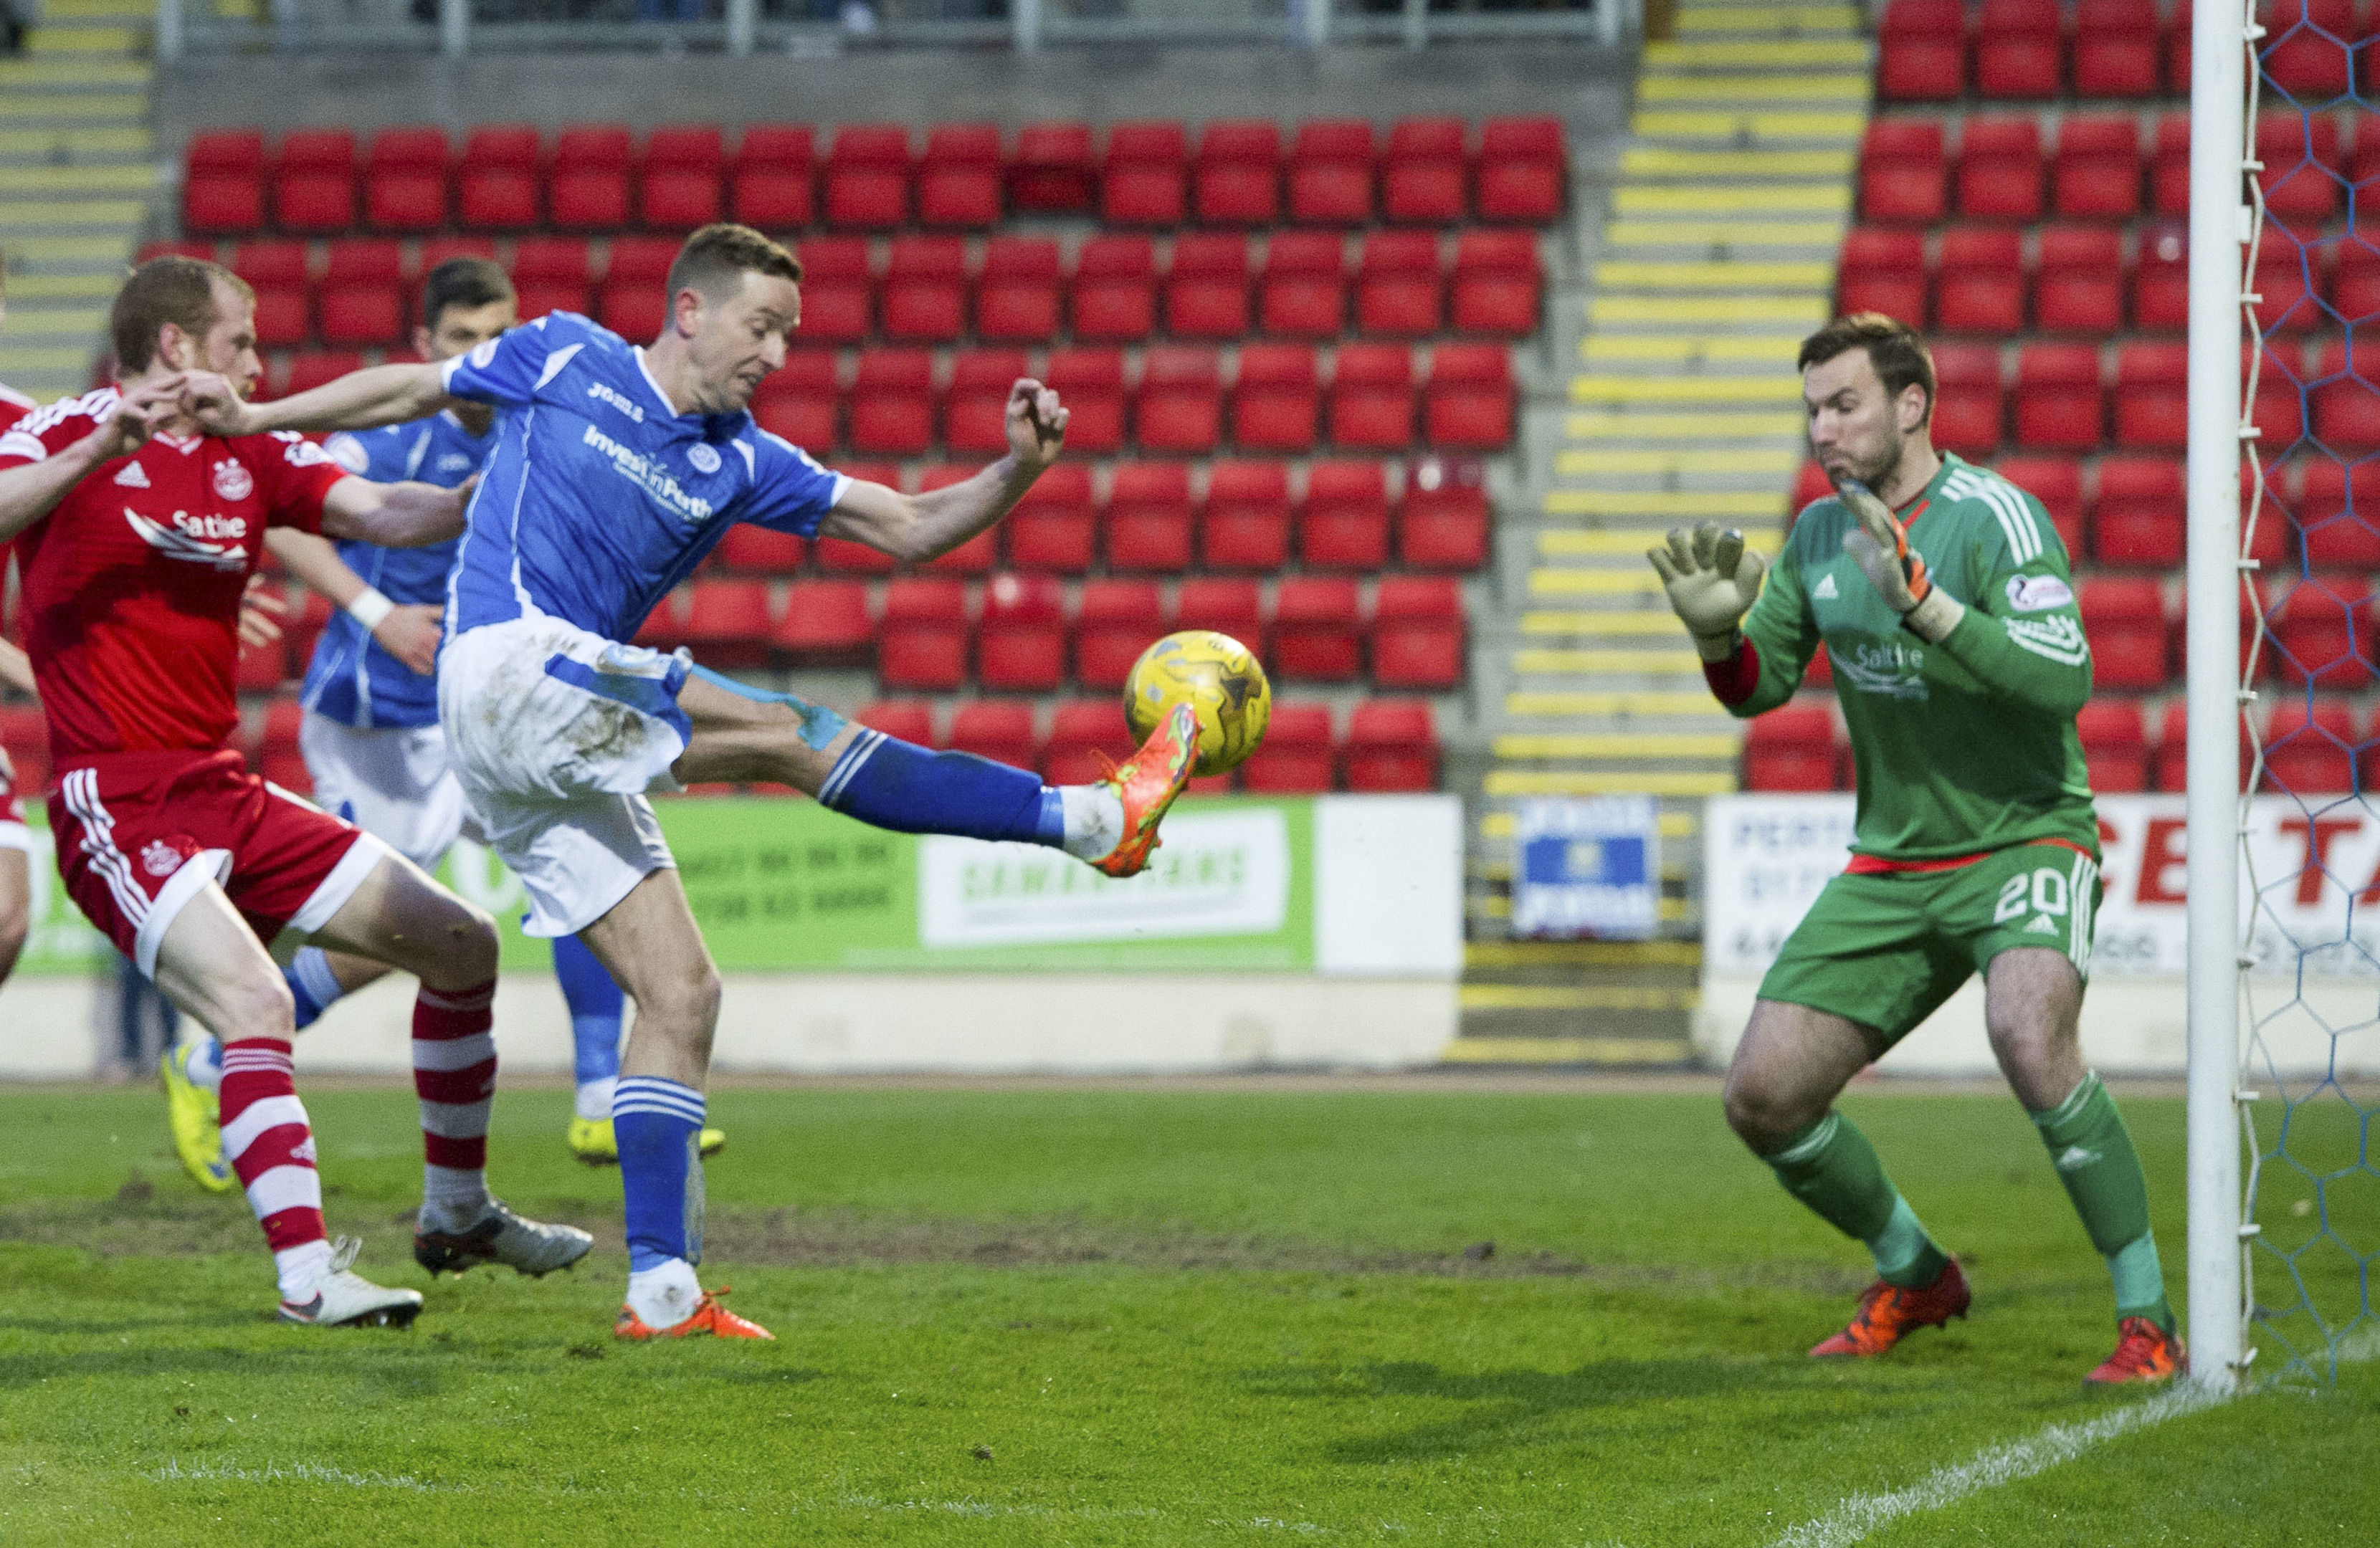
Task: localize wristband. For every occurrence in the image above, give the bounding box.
[346,587,396,631]
[1900,588,1965,644]
[1691,627,1743,663]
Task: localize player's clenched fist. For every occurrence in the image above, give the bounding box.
[1835,477,1966,644]
[1006,378,1069,469]
[1647,521,1766,661]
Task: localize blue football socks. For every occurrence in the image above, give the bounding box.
[614,1076,706,1273]
[553,933,624,1122]
[282,946,345,1031]
[819,727,1065,845]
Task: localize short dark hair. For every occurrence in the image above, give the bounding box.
[112,255,252,373]
[421,256,515,333]
[664,223,804,305]
[1799,312,1937,424]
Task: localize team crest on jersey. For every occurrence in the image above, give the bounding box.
[113,462,151,488]
[325,434,372,474]
[210,459,254,502]
[688,443,721,474]
[2005,573,2075,613]
[140,841,181,879]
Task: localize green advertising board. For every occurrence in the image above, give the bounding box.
[12,795,1315,976]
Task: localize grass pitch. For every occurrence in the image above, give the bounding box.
[0,1079,2371,1546]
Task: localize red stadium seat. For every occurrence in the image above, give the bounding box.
[1956,117,2045,221]
[234,239,312,349]
[917,123,1003,228]
[2152,701,2189,790]
[1288,119,1376,226]
[549,123,634,231]
[1425,344,1513,450]
[2334,236,2380,325]
[2296,461,2380,568]
[1356,231,1444,338]
[1743,702,1839,791]
[284,350,365,396]
[948,700,1039,768]
[1175,576,1265,652]
[2111,343,2188,447]
[789,235,871,344]
[1044,699,1137,785]
[1272,575,1363,682]
[2260,697,2361,795]
[974,236,1061,343]
[597,235,675,340]
[1450,229,1542,336]
[878,578,970,691]
[976,573,1067,691]
[1400,467,1490,570]
[1383,116,1467,226]
[1859,119,1948,225]
[640,124,725,233]
[2250,339,2309,448]
[2014,343,2104,449]
[1974,0,2064,98]
[2310,339,2380,449]
[1837,226,1928,325]
[606,234,677,285]
[1007,121,1095,214]
[1475,115,1565,222]
[1102,121,1189,226]
[856,699,936,745]
[2079,578,2170,689]
[751,348,839,450]
[1044,348,1126,457]
[679,580,773,669]
[1330,343,1417,450]
[2251,245,2325,336]
[2034,224,2126,335]
[2270,576,2375,689]
[1304,458,1392,570]
[1259,231,1348,339]
[1194,119,1282,226]
[185,129,267,236]
[1343,699,1438,791]
[713,523,806,575]
[1200,460,1293,571]
[419,236,497,273]
[1164,231,1252,340]
[318,238,406,346]
[2256,111,2344,229]
[849,348,936,457]
[881,235,968,343]
[1876,0,1967,102]
[1371,576,1465,688]
[1239,702,1336,793]
[2133,222,2189,330]
[729,124,816,230]
[2093,455,2186,565]
[1930,343,2006,457]
[915,465,1001,575]
[1071,235,1157,344]
[944,349,1027,456]
[1072,580,1167,690]
[1993,454,2085,554]
[823,124,912,230]
[1232,344,1320,455]
[363,126,449,234]
[2077,700,2150,793]
[1006,463,1097,573]
[2072,0,2162,97]
[2052,115,2143,221]
[510,236,594,322]
[1134,346,1224,455]
[2150,113,2191,217]
[2260,0,2356,102]
[457,123,541,230]
[275,128,358,234]
[1106,462,1196,573]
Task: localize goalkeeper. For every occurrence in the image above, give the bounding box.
[1649,314,2181,1385]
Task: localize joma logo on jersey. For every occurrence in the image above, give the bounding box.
[1832,639,1930,700]
[587,381,647,424]
[581,423,715,522]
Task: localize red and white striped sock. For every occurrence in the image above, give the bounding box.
[219,1036,329,1301]
[413,978,497,1228]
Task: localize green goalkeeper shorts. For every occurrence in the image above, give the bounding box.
[1756,841,2103,1046]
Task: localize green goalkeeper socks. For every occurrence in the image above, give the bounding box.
[2032,1074,2176,1333]
[1765,1112,1951,1289]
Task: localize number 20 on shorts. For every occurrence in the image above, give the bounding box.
[1994,866,2070,924]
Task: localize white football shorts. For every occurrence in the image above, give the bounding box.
[438,616,687,938]
[298,712,480,874]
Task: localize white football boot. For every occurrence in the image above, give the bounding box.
[277,1238,425,1329]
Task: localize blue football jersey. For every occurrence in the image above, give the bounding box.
[437,311,847,644]
[298,411,489,729]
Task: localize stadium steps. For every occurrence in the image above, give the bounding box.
[0,0,155,399]
[1444,0,1866,1069]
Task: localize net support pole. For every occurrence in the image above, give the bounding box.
[2184,0,2248,1390]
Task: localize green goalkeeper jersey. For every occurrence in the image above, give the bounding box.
[1730,452,2100,860]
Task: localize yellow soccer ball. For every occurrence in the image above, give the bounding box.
[1123,630,1272,778]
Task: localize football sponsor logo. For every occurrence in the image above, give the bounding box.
[1812,573,1839,601]
[436,452,475,474]
[140,840,180,878]
[113,462,151,488]
[1832,639,1929,699]
[587,380,647,424]
[211,459,254,502]
[688,443,721,474]
[2005,573,2075,613]
[124,508,249,572]
[580,423,715,522]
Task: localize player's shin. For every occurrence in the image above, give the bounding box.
[2031,1074,2174,1332]
[817,729,1120,860]
[412,978,498,1228]
[1764,1112,1951,1289]
[219,1038,333,1298]
[616,1076,708,1329]
[555,932,624,1124]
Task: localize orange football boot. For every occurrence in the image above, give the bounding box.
[2085,1317,2185,1384]
[613,1286,774,1342]
[1093,702,1199,879]
[1810,1258,1972,1357]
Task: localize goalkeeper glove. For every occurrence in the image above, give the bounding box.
[1836,477,1966,644]
[1646,522,1766,661]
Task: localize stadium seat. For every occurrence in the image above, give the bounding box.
[1450,230,1542,336]
[2260,697,2361,794]
[1134,346,1224,455]
[1743,702,1838,791]
[1383,115,1468,226]
[2251,339,2310,446]
[2333,236,2380,325]
[813,462,903,573]
[2072,0,2163,97]
[1259,231,1348,339]
[1974,0,2064,97]
[942,349,1027,456]
[233,239,312,349]
[1876,0,1967,102]
[2034,224,2126,335]
[677,580,773,669]
[2257,111,2344,229]
[2014,344,2105,449]
[877,577,970,690]
[1330,344,1417,449]
[856,699,937,745]
[457,123,541,230]
[1288,119,1376,226]
[510,235,594,322]
[550,123,634,231]
[2295,461,2380,568]
[1232,344,1320,455]
[419,235,496,272]
[1201,460,1293,571]
[1007,121,1095,214]
[947,700,1039,767]
[1932,222,2027,330]
[1357,231,1444,338]
[2110,343,2188,447]
[2076,700,2151,792]
[284,350,365,396]
[1343,699,1439,790]
[1164,232,1252,340]
[1073,579,1167,689]
[1930,343,2006,456]
[1859,119,1948,225]
[1106,462,1196,573]
[2251,245,2325,335]
[608,234,678,285]
[184,129,267,236]
[597,235,677,340]
[728,124,816,230]
[1195,119,1282,226]
[915,465,1003,575]
[917,123,1003,228]
[974,236,1062,343]
[1044,348,1126,457]
[713,523,806,575]
[1239,702,1336,793]
[824,124,913,229]
[1044,699,1137,785]
[1993,454,2085,553]
[1174,576,1265,652]
[2310,338,2380,448]
[318,238,406,346]
[1400,468,1490,570]
[363,127,449,234]
[640,124,725,233]
[791,236,872,344]
[1371,576,1465,688]
[1837,226,1928,324]
[275,128,358,234]
[881,235,968,343]
[1956,117,2045,221]
[2079,578,2171,689]
[1272,575,1363,681]
[2149,113,2191,218]
[751,348,840,449]
[1072,234,1158,343]
[1425,344,1513,449]
[2093,455,2186,565]
[2261,0,2356,102]
[849,348,936,456]
[1006,463,1098,573]
[2133,223,2189,330]
[2270,575,2375,689]
[1475,115,1565,222]
[2051,115,2143,221]
[1303,459,1392,570]
[976,573,1067,691]
[1103,121,1189,226]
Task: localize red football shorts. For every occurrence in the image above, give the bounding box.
[47,750,388,976]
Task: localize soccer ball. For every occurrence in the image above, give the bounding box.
[1123,631,1271,778]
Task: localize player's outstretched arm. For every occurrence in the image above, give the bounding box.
[318,476,472,552]
[818,380,1068,561]
[264,529,445,675]
[0,376,181,543]
[183,363,454,439]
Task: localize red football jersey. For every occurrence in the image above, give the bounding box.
[0,388,347,760]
